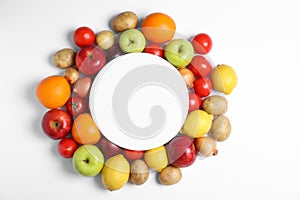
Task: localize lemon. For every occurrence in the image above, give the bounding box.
[181,110,214,138]
[101,154,130,191]
[211,64,238,95]
[144,146,168,172]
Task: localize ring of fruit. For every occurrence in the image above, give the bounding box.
[36,11,238,191]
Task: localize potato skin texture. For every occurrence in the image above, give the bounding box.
[129,159,149,185]
[159,166,182,185]
[210,115,231,142]
[54,48,76,69]
[111,11,138,32]
[202,95,228,116]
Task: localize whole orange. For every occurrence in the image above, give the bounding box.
[36,75,71,109]
[72,113,101,144]
[141,12,176,44]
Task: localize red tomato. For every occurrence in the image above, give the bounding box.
[143,43,164,57]
[124,149,144,161]
[193,77,212,97]
[65,96,86,118]
[191,33,212,55]
[73,26,95,48]
[188,93,202,112]
[58,138,78,158]
[189,55,212,77]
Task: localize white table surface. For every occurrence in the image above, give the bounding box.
[1,0,299,199]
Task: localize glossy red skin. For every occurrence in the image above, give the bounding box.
[191,33,212,55]
[41,109,72,140]
[143,43,164,57]
[65,96,86,118]
[166,135,197,168]
[76,46,106,76]
[193,77,212,97]
[123,149,144,161]
[98,137,122,158]
[58,138,78,158]
[73,26,95,48]
[188,93,202,112]
[189,55,212,77]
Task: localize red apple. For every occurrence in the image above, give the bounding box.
[41,109,72,140]
[75,46,106,76]
[166,135,197,168]
[58,137,78,158]
[98,137,121,158]
[123,149,144,161]
[143,43,164,57]
[188,92,202,112]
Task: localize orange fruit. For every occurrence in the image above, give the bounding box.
[72,113,101,144]
[36,75,71,109]
[141,12,176,44]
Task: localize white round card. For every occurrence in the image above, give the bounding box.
[89,53,188,150]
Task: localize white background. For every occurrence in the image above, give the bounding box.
[1,0,300,199]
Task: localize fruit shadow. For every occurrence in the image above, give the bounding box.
[50,141,79,175]
[26,80,47,139]
[94,174,107,191]
[66,29,80,51]
[26,80,77,176]
[154,170,161,184]
[47,29,78,69]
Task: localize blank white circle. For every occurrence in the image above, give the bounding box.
[89,53,188,150]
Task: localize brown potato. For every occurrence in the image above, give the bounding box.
[53,48,76,69]
[129,159,149,185]
[202,95,228,115]
[111,11,138,32]
[159,166,182,185]
[210,115,231,142]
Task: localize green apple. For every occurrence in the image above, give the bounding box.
[164,39,194,68]
[72,144,104,177]
[119,29,146,53]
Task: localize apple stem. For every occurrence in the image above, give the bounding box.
[51,121,60,131]
[179,45,184,53]
[128,40,134,46]
[83,159,89,164]
[88,53,94,59]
